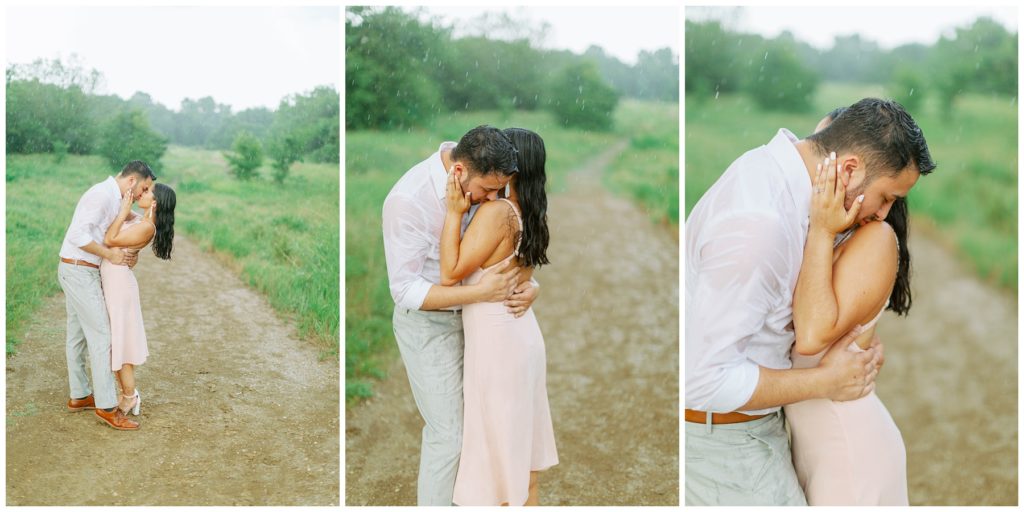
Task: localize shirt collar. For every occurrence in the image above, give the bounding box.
[765,128,812,222]
[431,141,457,202]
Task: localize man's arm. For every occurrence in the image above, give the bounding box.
[78,241,129,266]
[739,327,880,410]
[383,193,519,311]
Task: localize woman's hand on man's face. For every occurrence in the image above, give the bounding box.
[809,152,863,236]
[446,166,472,214]
[119,189,134,216]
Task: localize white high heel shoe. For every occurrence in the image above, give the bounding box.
[131,389,141,416]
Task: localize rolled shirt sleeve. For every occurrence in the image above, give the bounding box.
[382,192,437,310]
[685,212,790,413]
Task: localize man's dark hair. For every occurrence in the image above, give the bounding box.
[807,98,936,177]
[119,160,157,181]
[451,125,518,177]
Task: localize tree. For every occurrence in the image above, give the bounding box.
[345,7,448,129]
[745,37,819,113]
[684,20,742,98]
[96,109,167,171]
[267,135,303,184]
[272,86,339,163]
[224,131,264,180]
[545,61,619,131]
[890,68,926,116]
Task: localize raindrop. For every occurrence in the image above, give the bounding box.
[909,88,915,97]
[764,51,769,61]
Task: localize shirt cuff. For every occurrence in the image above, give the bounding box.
[704,360,761,413]
[396,280,433,311]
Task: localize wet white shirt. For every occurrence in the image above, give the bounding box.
[59,176,121,265]
[383,142,475,311]
[685,129,812,415]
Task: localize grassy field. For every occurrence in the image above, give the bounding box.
[685,82,1018,290]
[346,101,679,401]
[5,146,339,357]
[606,100,680,227]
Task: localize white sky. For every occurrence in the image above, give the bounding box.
[687,6,1018,50]
[5,6,339,112]
[417,6,679,65]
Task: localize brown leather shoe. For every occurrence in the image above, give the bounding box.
[95,408,140,431]
[67,394,97,412]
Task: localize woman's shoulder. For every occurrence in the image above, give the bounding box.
[836,220,898,272]
[474,199,519,225]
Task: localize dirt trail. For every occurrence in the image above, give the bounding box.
[345,142,680,505]
[874,231,1017,505]
[6,235,339,506]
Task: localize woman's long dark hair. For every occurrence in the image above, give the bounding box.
[826,106,911,315]
[884,197,911,315]
[152,183,176,260]
[502,128,549,268]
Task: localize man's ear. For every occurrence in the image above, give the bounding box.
[840,155,860,187]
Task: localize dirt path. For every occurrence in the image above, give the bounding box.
[345,142,680,505]
[6,235,339,506]
[874,231,1017,505]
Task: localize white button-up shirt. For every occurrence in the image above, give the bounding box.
[59,176,121,265]
[383,142,474,311]
[685,129,812,415]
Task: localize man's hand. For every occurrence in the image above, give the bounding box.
[106,248,128,266]
[816,325,881,401]
[124,249,140,269]
[475,260,520,303]
[869,333,884,375]
[504,281,538,318]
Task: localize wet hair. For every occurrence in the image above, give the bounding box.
[821,107,911,315]
[119,160,157,181]
[503,128,550,268]
[151,183,176,260]
[807,98,936,178]
[451,125,518,178]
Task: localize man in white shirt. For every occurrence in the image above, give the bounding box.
[382,125,540,505]
[685,98,935,505]
[59,160,155,431]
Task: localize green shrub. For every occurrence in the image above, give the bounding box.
[545,61,619,131]
[224,131,263,180]
[96,109,168,171]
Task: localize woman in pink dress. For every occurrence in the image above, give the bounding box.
[783,108,914,505]
[440,128,558,506]
[101,182,177,417]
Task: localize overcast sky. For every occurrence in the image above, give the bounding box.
[687,6,1017,50]
[417,6,679,65]
[5,6,339,112]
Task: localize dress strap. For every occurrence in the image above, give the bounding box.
[496,198,523,256]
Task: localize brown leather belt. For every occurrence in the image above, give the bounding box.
[685,409,768,425]
[60,257,100,269]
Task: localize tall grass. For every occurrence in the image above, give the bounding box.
[5,146,340,357]
[346,102,678,401]
[685,83,1017,290]
[606,99,680,227]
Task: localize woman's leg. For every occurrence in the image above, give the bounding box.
[116,363,136,411]
[525,471,539,506]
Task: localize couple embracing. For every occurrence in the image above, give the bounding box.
[59,160,177,431]
[686,98,936,505]
[383,125,558,506]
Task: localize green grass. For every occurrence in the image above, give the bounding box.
[6,146,339,357]
[685,82,1017,290]
[606,99,680,227]
[346,102,677,402]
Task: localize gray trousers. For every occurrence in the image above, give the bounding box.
[57,263,118,409]
[393,307,465,506]
[685,410,807,506]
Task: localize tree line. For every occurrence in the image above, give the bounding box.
[685,16,1017,115]
[345,6,679,131]
[6,57,339,181]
